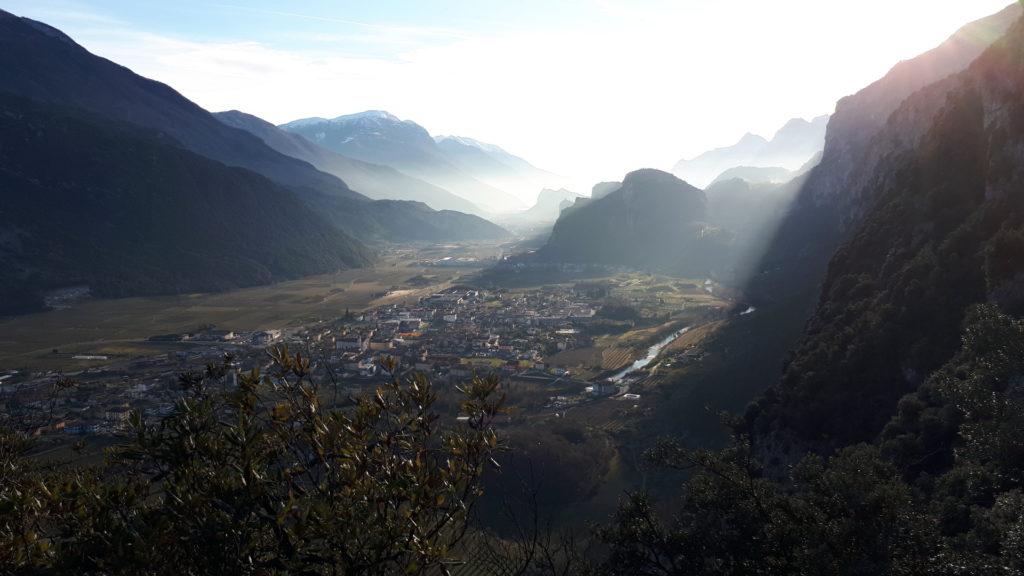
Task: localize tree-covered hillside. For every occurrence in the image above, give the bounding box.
[749,17,1024,456]
[0,94,372,314]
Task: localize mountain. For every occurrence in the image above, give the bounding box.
[434,136,569,205]
[0,94,371,314]
[746,6,1024,459]
[280,112,525,213]
[627,6,1024,452]
[709,166,795,186]
[537,169,727,274]
[0,10,508,245]
[672,133,767,189]
[0,10,358,201]
[591,181,622,200]
[705,176,805,274]
[505,188,584,225]
[672,116,829,188]
[751,3,1022,307]
[214,110,486,215]
[756,116,830,167]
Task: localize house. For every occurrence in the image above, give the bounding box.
[251,329,282,346]
[336,333,371,352]
[191,329,235,342]
[368,337,394,351]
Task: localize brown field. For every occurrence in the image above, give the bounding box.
[665,320,727,352]
[547,347,604,370]
[601,347,635,370]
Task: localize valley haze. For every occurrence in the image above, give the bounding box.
[3,2,1024,575]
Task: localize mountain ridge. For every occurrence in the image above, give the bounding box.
[0,94,371,314]
[747,7,1024,462]
[215,110,487,215]
[672,115,829,188]
[0,10,508,246]
[280,113,526,213]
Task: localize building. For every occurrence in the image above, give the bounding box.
[336,333,370,352]
[251,329,282,346]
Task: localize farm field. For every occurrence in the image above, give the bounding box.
[0,256,478,369]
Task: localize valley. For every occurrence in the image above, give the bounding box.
[0,243,505,369]
[3,2,1024,573]
[2,242,735,530]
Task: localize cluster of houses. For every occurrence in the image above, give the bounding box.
[2,329,288,436]
[4,281,714,442]
[311,287,602,385]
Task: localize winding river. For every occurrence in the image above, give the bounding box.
[609,326,691,382]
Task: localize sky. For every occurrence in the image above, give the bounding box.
[4,0,1015,188]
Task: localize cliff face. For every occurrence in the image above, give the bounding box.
[749,16,1024,462]
[726,6,1024,461]
[754,4,1023,300]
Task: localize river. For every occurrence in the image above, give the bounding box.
[609,326,691,382]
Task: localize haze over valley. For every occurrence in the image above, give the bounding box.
[4,2,1024,574]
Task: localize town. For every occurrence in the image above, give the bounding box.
[0,274,731,449]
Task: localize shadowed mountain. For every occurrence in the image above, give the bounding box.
[215,110,486,215]
[0,10,508,245]
[280,112,525,213]
[0,94,371,314]
[752,2,1022,304]
[745,6,1024,460]
[672,115,828,188]
[628,5,1023,451]
[537,169,728,275]
[0,10,357,200]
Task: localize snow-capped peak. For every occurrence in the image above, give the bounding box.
[330,110,400,124]
[278,116,329,129]
[435,134,508,155]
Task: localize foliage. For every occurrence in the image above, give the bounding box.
[0,350,503,575]
[587,305,1024,576]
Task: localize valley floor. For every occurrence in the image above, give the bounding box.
[0,243,506,370]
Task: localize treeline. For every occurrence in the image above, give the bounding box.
[1,352,502,575]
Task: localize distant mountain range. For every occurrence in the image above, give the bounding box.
[0,9,509,312]
[214,110,485,215]
[672,115,829,188]
[499,188,584,229]
[433,136,571,205]
[709,166,795,186]
[280,113,531,213]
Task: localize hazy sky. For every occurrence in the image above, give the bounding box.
[5,0,1014,187]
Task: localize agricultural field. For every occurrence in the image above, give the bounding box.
[540,274,730,379]
[0,251,481,370]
